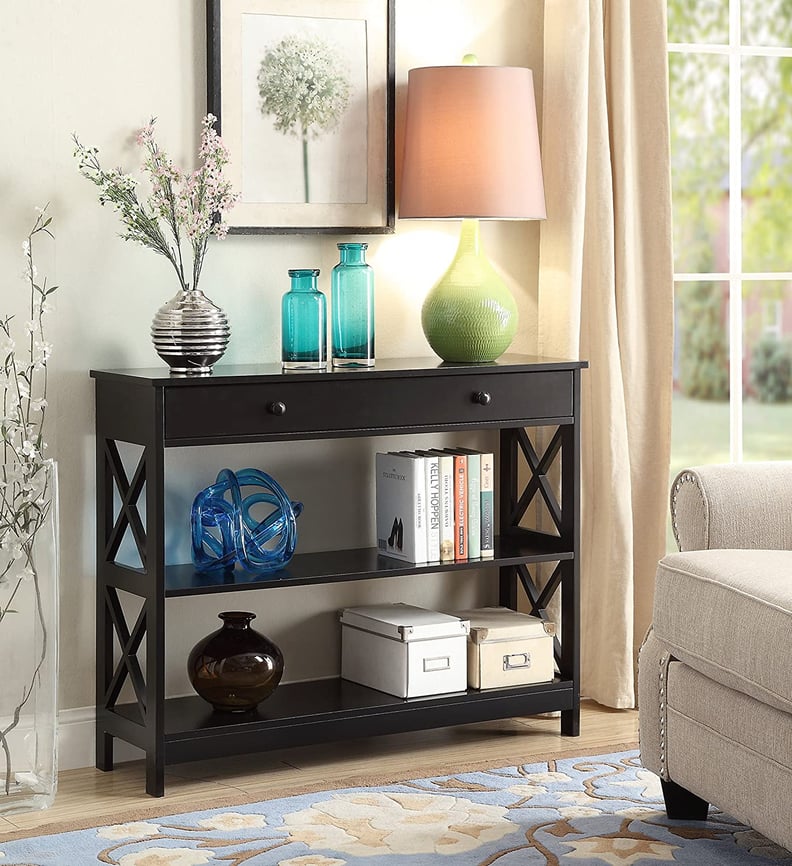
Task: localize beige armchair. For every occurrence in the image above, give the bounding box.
[639,462,792,852]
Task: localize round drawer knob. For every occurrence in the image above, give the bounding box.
[472,391,492,406]
[268,401,287,416]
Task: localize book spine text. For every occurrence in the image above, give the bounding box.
[454,454,467,560]
[466,453,481,558]
[480,452,495,557]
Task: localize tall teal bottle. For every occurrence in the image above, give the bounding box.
[331,243,375,367]
[281,269,327,369]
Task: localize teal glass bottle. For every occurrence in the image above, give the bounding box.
[331,242,375,367]
[281,269,327,370]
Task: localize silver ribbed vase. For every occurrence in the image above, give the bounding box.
[151,288,230,375]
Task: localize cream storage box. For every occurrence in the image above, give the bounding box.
[340,603,470,698]
[450,607,555,689]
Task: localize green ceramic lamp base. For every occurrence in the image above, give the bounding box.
[421,220,518,363]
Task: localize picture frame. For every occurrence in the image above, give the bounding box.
[207,0,395,234]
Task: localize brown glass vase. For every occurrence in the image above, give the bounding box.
[188,611,284,712]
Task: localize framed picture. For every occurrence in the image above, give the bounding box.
[207,0,395,234]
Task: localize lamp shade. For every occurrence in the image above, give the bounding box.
[399,64,546,220]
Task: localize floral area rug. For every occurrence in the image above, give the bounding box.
[0,749,789,865]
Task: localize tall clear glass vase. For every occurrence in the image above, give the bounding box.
[0,460,58,814]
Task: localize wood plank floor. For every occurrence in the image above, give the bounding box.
[1,700,638,837]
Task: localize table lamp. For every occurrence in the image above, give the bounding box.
[399,56,546,363]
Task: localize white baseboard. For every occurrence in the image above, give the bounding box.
[58,706,144,771]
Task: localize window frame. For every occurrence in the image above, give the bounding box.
[669,2,792,460]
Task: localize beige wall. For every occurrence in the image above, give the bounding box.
[0,0,543,711]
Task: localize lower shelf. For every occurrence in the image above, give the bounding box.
[110,677,576,765]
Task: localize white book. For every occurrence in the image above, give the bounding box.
[375,452,428,564]
[480,452,495,558]
[426,449,455,563]
[413,451,441,562]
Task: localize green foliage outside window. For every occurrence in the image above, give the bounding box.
[677,282,730,400]
[750,335,792,402]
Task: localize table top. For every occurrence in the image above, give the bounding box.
[91,354,589,387]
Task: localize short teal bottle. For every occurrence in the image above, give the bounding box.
[331,243,375,367]
[281,269,327,370]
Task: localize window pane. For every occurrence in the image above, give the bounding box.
[742,0,792,47]
[743,280,792,460]
[668,0,728,44]
[670,280,731,550]
[670,53,729,273]
[742,56,792,272]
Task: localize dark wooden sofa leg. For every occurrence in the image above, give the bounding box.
[661,778,710,820]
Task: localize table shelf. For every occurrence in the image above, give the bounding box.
[160,533,572,596]
[109,676,576,764]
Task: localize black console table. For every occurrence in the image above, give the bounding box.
[92,355,586,796]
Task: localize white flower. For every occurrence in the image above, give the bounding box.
[117,848,215,866]
[524,771,571,784]
[507,783,548,800]
[20,440,38,458]
[21,240,30,254]
[562,836,679,863]
[197,812,267,831]
[559,805,602,819]
[29,398,47,412]
[280,857,346,866]
[283,791,518,857]
[23,321,36,335]
[97,821,161,840]
[611,769,663,801]
[557,790,597,806]
[20,567,35,582]
[32,340,52,368]
[1,542,24,561]
[615,806,663,818]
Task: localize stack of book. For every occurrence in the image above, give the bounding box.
[375,448,495,564]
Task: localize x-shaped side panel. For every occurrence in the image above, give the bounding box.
[104,586,148,720]
[104,440,148,569]
[517,563,563,664]
[509,427,563,532]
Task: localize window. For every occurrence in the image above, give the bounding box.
[668,0,792,513]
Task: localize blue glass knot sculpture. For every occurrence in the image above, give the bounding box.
[191,468,303,573]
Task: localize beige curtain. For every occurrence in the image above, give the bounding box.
[538,0,674,707]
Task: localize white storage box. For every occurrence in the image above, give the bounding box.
[450,607,555,689]
[340,603,470,698]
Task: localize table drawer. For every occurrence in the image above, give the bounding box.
[164,370,573,442]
